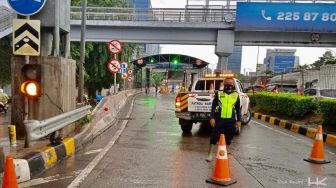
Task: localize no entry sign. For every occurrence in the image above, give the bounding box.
[107,59,121,74]
[107,40,122,54]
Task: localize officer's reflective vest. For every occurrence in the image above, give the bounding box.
[217,91,239,119]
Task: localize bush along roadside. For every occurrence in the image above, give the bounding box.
[318,99,336,128]
[247,92,336,128]
[248,92,316,117]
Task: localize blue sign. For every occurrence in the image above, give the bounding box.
[273,56,295,73]
[120,63,127,74]
[236,2,336,33]
[7,0,47,16]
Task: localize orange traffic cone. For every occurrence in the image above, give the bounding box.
[2,156,18,188]
[304,125,330,164]
[206,134,237,186]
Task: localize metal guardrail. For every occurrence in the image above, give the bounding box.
[24,105,91,141]
[70,7,236,22]
[2,0,336,31]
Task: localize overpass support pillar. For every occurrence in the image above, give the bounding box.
[215,30,234,72]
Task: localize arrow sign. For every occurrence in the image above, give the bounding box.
[107,59,121,74]
[13,19,40,56]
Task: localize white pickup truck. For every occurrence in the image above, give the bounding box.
[175,76,251,132]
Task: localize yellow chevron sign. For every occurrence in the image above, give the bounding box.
[13,19,40,56]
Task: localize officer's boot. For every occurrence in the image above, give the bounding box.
[206,144,216,162]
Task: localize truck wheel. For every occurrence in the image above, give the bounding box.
[179,119,193,132]
[241,108,252,125]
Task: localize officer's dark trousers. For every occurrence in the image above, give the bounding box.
[210,118,236,145]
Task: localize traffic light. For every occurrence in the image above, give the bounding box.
[171,55,180,70]
[20,64,41,98]
[149,57,155,64]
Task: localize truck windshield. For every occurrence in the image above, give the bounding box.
[194,80,215,90]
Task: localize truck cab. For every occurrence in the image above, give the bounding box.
[175,74,251,132]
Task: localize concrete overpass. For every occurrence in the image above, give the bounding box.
[2,1,336,70]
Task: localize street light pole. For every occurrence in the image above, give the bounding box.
[78,0,87,103]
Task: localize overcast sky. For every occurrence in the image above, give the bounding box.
[2,0,335,73]
[151,0,336,74]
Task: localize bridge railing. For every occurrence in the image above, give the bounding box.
[70,7,236,22]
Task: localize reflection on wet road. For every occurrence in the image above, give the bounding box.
[22,94,336,188]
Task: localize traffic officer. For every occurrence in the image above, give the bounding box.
[206,78,241,162]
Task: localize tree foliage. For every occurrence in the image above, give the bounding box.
[71,0,132,7]
[0,37,11,87]
[312,51,336,69]
[70,0,139,98]
[151,72,165,87]
[71,41,139,98]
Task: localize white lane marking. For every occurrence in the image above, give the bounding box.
[67,97,136,188]
[84,149,103,155]
[251,120,336,156]
[20,171,81,187]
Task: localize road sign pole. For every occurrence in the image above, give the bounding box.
[114,54,117,94]
[24,16,30,148]
[78,0,87,103]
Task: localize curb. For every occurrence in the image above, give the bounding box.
[13,90,141,183]
[251,112,336,147]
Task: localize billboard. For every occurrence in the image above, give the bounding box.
[273,56,295,73]
[236,2,336,33]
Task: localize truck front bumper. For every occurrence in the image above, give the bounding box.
[175,112,192,120]
[175,112,211,121]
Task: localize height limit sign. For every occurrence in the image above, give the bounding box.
[107,40,122,54]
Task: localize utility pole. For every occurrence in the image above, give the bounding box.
[78,0,87,103]
[301,69,305,91]
[255,46,260,85]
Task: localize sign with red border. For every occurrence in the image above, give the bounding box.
[137,59,144,65]
[127,76,133,82]
[107,40,122,54]
[107,59,121,74]
[121,73,128,80]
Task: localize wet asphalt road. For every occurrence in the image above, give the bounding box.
[0,107,10,147]
[21,93,336,188]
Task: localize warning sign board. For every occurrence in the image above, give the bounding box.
[13,19,40,56]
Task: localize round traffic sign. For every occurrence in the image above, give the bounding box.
[121,73,127,80]
[7,0,47,16]
[107,59,121,74]
[107,40,122,54]
[127,76,133,82]
[137,59,144,65]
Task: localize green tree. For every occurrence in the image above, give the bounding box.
[70,0,139,98]
[297,64,310,70]
[72,0,132,7]
[264,70,274,77]
[151,72,165,87]
[312,51,336,69]
[0,37,11,87]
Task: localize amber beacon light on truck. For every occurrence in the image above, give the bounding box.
[175,93,188,112]
[204,73,237,78]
